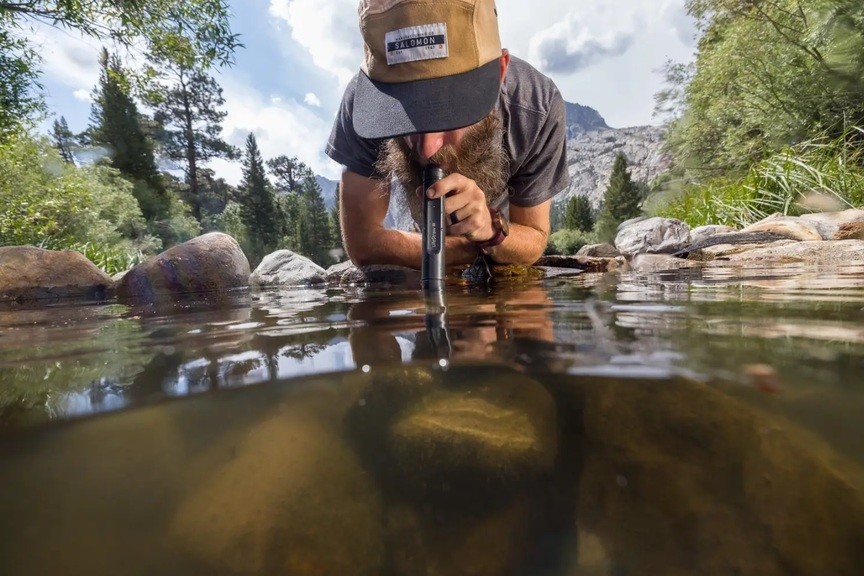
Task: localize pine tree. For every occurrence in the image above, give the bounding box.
[89,48,168,222]
[297,176,333,266]
[565,194,594,232]
[329,181,344,259]
[50,116,76,163]
[145,62,237,221]
[596,153,642,242]
[238,133,279,263]
[267,155,313,251]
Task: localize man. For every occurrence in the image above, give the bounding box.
[326,0,570,268]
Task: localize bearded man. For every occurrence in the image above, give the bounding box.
[326,0,570,268]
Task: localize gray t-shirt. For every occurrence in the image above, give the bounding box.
[325,56,571,209]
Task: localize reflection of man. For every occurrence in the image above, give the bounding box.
[327,0,570,268]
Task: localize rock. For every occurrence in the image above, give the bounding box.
[384,369,558,494]
[630,254,700,273]
[251,249,326,287]
[689,224,738,245]
[170,404,384,576]
[324,260,355,284]
[339,264,422,287]
[741,214,823,241]
[799,208,864,240]
[691,239,798,261]
[534,254,625,273]
[833,220,864,241]
[116,232,249,303]
[615,217,692,256]
[576,243,621,258]
[706,240,864,266]
[0,246,113,302]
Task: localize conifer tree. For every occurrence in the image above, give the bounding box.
[565,194,594,232]
[329,181,344,258]
[145,62,237,221]
[238,133,279,262]
[596,153,642,242]
[50,116,76,164]
[297,176,333,266]
[89,48,168,222]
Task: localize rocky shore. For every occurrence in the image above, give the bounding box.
[1,208,864,304]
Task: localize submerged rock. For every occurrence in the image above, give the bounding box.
[117,232,249,303]
[0,246,113,302]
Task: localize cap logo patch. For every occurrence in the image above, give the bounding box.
[384,23,448,65]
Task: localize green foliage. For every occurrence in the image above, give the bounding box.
[657,126,864,227]
[564,195,595,232]
[144,63,237,221]
[89,49,169,222]
[295,176,334,267]
[545,229,597,256]
[664,0,864,174]
[50,116,75,163]
[238,133,279,264]
[596,153,643,242]
[0,130,158,266]
[0,1,241,135]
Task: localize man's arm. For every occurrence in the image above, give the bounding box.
[482,200,551,265]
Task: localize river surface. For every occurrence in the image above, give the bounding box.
[1,263,863,575]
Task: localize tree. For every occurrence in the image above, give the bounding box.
[50,116,75,163]
[330,181,344,259]
[296,176,333,266]
[145,63,237,221]
[238,133,279,263]
[596,153,642,242]
[88,48,168,222]
[267,155,313,249]
[565,194,594,232]
[0,1,241,137]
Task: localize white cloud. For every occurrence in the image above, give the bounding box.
[304,92,321,107]
[218,78,341,183]
[269,0,361,85]
[72,89,92,103]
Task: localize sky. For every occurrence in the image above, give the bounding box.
[32,0,698,184]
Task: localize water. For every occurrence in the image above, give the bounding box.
[1,264,864,575]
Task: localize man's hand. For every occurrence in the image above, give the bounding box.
[421,172,496,243]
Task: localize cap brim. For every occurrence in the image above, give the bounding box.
[353,58,501,139]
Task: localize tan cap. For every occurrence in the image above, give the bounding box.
[353,0,503,139]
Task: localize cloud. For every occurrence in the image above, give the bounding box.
[304,92,321,107]
[528,9,640,75]
[269,0,362,84]
[72,89,91,102]
[218,78,341,183]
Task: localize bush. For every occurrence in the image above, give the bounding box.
[546,229,597,255]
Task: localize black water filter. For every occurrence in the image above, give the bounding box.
[421,164,446,291]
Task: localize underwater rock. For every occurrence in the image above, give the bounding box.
[576,376,864,576]
[250,249,326,287]
[170,402,385,576]
[116,232,250,303]
[615,217,692,256]
[0,245,113,302]
[383,369,558,494]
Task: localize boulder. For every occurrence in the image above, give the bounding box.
[741,214,823,241]
[251,250,326,287]
[0,246,113,302]
[339,264,422,288]
[615,217,692,256]
[706,240,864,266]
[116,232,249,303]
[576,243,621,258]
[689,224,738,245]
[799,208,864,240]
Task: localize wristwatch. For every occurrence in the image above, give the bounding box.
[475,207,509,254]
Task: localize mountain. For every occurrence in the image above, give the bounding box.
[559,102,671,210]
[315,175,338,210]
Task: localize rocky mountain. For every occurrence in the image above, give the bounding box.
[314,103,671,214]
[559,102,671,210]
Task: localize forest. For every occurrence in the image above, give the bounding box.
[0,1,341,273]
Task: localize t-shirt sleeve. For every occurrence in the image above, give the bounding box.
[325,76,384,179]
[508,90,571,207]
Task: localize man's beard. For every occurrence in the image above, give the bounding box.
[375,113,509,227]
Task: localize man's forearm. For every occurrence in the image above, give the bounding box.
[480,222,548,265]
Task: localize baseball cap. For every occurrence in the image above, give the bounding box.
[353,0,503,139]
